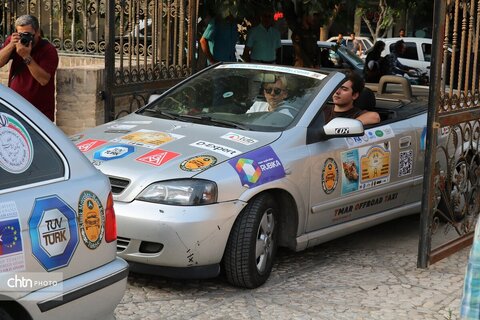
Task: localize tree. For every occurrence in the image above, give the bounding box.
[356,0,399,41]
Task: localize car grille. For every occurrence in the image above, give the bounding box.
[108,176,130,194]
[117,236,130,253]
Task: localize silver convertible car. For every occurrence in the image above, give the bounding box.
[76,64,429,288]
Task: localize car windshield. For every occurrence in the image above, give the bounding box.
[338,46,364,68]
[139,64,326,132]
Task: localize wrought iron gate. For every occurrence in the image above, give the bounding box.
[0,0,198,122]
[104,0,198,121]
[418,0,480,267]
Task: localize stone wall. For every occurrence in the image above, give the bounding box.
[0,55,108,136]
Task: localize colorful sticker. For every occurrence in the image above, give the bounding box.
[76,139,107,153]
[112,129,184,149]
[136,149,180,167]
[78,191,104,250]
[345,125,395,148]
[69,134,84,142]
[322,158,338,194]
[220,132,258,146]
[399,150,414,177]
[29,195,79,271]
[93,144,135,161]
[0,112,34,174]
[229,146,285,188]
[180,155,217,172]
[341,149,360,195]
[191,140,240,158]
[0,201,25,272]
[359,143,391,190]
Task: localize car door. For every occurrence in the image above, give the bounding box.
[305,108,417,233]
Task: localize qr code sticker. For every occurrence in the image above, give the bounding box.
[398,150,413,177]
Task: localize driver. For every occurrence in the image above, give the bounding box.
[246,75,293,116]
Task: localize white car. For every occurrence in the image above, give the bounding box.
[378,37,432,74]
[327,36,373,57]
[0,85,128,319]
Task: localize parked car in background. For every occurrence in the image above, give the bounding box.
[0,85,128,319]
[379,37,432,74]
[74,63,440,289]
[236,40,364,75]
[327,36,374,57]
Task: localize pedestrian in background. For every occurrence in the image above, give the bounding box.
[242,9,281,64]
[291,15,318,68]
[364,40,385,83]
[199,11,239,64]
[0,15,59,122]
[350,32,363,57]
[336,32,346,46]
[399,28,406,37]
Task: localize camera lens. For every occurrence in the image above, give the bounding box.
[20,33,32,46]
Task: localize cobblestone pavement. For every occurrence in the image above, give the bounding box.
[114,215,469,320]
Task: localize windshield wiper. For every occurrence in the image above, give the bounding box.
[173,114,250,130]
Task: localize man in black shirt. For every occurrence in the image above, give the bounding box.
[324,72,380,125]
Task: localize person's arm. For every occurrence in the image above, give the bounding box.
[242,46,252,62]
[15,42,52,86]
[199,36,215,64]
[0,35,18,68]
[356,111,380,125]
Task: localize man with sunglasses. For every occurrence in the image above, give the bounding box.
[0,15,59,122]
[246,76,293,116]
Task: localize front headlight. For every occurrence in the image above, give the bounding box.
[136,179,217,206]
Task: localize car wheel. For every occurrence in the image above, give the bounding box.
[0,308,15,320]
[223,193,278,288]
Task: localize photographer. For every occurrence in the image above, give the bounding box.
[0,15,58,121]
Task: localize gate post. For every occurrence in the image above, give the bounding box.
[104,0,116,123]
[417,0,447,268]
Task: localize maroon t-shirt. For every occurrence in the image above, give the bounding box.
[3,36,59,121]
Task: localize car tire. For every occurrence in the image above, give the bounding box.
[223,193,278,288]
[0,308,16,320]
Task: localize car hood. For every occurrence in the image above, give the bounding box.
[73,113,281,188]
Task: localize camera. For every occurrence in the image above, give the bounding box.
[19,32,34,46]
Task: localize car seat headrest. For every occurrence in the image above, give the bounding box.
[354,87,376,111]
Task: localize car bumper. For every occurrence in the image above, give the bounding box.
[20,257,128,320]
[115,199,246,270]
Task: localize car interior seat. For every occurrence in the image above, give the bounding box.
[354,87,376,111]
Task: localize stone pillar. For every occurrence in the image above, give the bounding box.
[55,64,105,136]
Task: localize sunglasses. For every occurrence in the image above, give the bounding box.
[264,87,285,95]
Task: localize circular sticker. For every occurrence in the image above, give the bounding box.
[375,130,384,137]
[0,113,34,174]
[78,191,105,250]
[180,155,217,172]
[322,158,338,194]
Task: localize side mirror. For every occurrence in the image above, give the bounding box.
[322,117,364,138]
